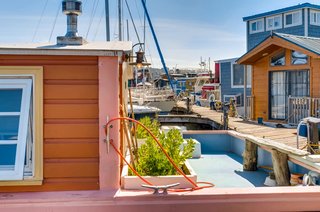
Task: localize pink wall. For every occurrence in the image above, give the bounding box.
[98,56,120,190]
[2,187,320,211]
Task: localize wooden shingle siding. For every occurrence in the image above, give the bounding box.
[0,55,100,192]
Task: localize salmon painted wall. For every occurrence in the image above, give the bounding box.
[0,55,119,192]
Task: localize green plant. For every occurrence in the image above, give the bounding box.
[135,116,160,139]
[135,128,195,176]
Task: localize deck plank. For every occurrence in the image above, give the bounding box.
[177,101,307,150]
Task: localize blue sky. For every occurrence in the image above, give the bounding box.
[0,0,319,68]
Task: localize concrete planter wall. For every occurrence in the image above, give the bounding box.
[121,154,197,190]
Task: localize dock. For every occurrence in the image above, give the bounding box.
[176,101,307,150]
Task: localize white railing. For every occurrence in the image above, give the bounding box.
[288,97,320,125]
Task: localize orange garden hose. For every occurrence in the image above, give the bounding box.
[105,117,214,192]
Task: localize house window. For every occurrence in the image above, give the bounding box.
[291,50,308,65]
[0,79,32,180]
[266,15,282,30]
[284,10,302,27]
[310,10,320,25]
[271,51,285,66]
[231,64,252,88]
[0,67,43,185]
[249,19,264,34]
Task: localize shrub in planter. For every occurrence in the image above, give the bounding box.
[132,116,195,176]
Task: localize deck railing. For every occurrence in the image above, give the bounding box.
[288,97,320,125]
[246,96,254,120]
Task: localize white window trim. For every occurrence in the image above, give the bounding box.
[310,9,320,26]
[249,18,264,34]
[0,79,32,181]
[266,15,282,31]
[284,10,302,28]
[231,63,252,89]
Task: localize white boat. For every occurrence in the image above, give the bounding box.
[130,86,176,113]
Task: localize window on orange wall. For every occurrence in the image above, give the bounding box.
[0,67,43,186]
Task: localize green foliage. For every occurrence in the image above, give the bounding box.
[135,127,195,176]
[135,116,160,139]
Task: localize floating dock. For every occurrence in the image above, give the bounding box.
[176,101,307,149]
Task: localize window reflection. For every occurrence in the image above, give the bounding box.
[291,50,308,65]
[271,51,285,66]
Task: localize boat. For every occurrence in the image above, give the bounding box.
[130,85,176,113]
[127,104,161,119]
[197,83,220,107]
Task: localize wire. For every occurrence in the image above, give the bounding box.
[32,0,49,42]
[124,0,142,46]
[49,3,61,43]
[93,7,105,41]
[86,0,100,39]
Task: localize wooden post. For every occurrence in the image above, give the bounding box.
[243,140,258,171]
[309,122,319,153]
[271,149,290,186]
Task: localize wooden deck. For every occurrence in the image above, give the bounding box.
[176,101,307,150]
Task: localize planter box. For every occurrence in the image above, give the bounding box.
[121,154,197,190]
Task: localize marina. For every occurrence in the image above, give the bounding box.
[2,0,320,211]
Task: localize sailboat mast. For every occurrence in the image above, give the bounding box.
[118,0,123,41]
[105,0,110,41]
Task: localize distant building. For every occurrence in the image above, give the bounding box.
[243,3,320,50]
[215,58,251,107]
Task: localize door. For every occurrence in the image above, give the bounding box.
[270,70,309,120]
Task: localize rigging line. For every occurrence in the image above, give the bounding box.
[93,7,105,41]
[49,3,61,43]
[32,0,49,42]
[86,0,100,39]
[124,0,142,46]
[133,0,143,26]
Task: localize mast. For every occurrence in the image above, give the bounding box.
[141,0,174,91]
[105,0,110,41]
[143,0,146,52]
[118,0,123,41]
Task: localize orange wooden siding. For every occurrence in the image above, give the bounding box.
[0,55,101,192]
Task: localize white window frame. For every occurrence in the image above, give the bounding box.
[310,9,320,26]
[231,63,252,89]
[249,18,264,34]
[0,79,32,181]
[284,10,302,28]
[266,15,282,31]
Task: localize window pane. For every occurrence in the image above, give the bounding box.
[0,89,22,112]
[271,51,285,66]
[0,116,19,140]
[0,144,16,165]
[286,14,293,25]
[268,19,273,28]
[274,17,280,27]
[233,64,244,86]
[252,22,257,31]
[291,50,308,65]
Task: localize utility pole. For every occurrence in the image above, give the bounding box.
[118,0,123,41]
[105,0,110,41]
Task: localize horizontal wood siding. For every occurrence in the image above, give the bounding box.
[252,57,269,120]
[311,58,320,98]
[0,55,100,192]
